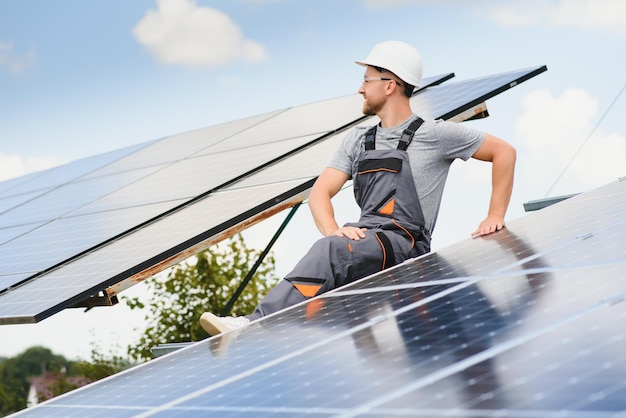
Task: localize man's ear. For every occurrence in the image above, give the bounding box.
[386,80,398,96]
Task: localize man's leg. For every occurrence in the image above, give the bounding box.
[200,235,355,336]
[247,279,307,320]
[200,230,418,336]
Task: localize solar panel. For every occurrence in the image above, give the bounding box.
[413,67,546,121]
[0,143,149,198]
[13,177,626,417]
[0,68,546,324]
[0,181,312,323]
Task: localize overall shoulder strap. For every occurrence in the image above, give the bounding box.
[364,125,377,150]
[397,117,425,151]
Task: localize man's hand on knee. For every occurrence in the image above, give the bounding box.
[332,226,367,241]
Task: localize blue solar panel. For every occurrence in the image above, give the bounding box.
[13,177,626,417]
[0,143,149,199]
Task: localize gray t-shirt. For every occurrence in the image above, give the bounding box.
[328,115,485,235]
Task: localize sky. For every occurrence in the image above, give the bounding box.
[0,0,625,361]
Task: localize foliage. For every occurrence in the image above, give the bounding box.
[0,383,23,417]
[0,345,131,416]
[44,348,132,403]
[0,346,68,415]
[72,346,132,382]
[124,233,279,361]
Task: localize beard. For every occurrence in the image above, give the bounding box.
[362,97,383,116]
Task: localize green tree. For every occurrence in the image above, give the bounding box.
[0,345,131,416]
[0,346,68,415]
[46,347,132,402]
[125,233,279,361]
[72,346,132,382]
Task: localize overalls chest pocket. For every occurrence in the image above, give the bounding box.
[355,156,403,216]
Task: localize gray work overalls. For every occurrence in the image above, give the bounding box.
[248,118,430,320]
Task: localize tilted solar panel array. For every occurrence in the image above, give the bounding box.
[13,177,626,417]
[0,66,546,324]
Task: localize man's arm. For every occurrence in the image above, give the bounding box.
[470,133,517,237]
[308,167,366,240]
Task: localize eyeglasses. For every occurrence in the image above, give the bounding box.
[362,76,403,87]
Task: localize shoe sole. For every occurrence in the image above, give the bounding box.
[200,312,229,336]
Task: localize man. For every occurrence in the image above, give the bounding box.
[200,40,516,336]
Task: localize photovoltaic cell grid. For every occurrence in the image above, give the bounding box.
[0,78,445,280]
[14,177,626,417]
[0,98,354,292]
[0,67,546,324]
[412,67,547,121]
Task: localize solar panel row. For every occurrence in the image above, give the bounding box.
[0,67,546,326]
[14,177,625,417]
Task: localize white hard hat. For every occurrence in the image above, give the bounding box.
[355,41,422,87]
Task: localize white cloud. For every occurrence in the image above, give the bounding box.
[482,1,553,27]
[516,88,626,195]
[360,0,626,34]
[132,0,268,69]
[485,0,626,34]
[0,41,35,74]
[0,153,64,182]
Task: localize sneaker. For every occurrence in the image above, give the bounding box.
[200,312,250,336]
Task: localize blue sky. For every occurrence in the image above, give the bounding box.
[0,0,625,360]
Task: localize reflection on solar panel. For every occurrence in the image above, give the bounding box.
[14,177,626,417]
[0,67,546,325]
